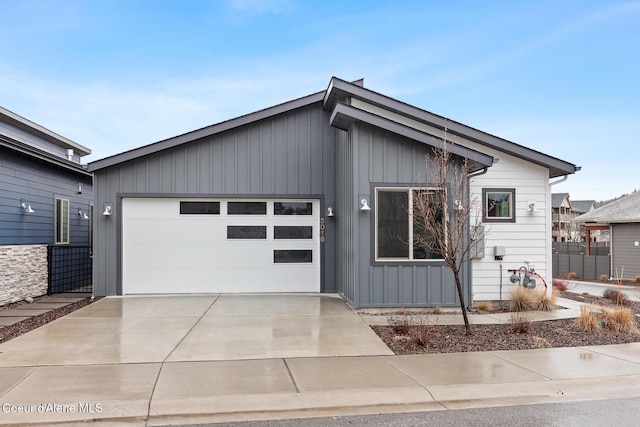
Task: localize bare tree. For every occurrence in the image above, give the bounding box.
[412,128,484,335]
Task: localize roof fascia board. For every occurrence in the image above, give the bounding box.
[0,135,92,177]
[89,91,325,171]
[330,102,494,171]
[0,106,91,156]
[324,77,578,178]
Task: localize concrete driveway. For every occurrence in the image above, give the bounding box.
[0,294,393,367]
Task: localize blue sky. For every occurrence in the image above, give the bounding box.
[1,0,638,201]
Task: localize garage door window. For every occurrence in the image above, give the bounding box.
[274,226,313,239]
[228,202,267,215]
[180,201,220,215]
[274,202,312,215]
[274,250,313,263]
[227,226,267,239]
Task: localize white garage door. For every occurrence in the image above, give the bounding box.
[122,198,321,294]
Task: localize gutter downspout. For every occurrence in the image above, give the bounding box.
[548,174,570,287]
[465,166,490,311]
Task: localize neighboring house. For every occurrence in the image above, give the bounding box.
[551,193,597,242]
[0,106,93,305]
[575,191,640,279]
[88,77,578,307]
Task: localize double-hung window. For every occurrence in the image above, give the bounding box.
[375,188,444,261]
[55,197,70,245]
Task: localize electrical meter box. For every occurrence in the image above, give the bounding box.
[494,246,506,258]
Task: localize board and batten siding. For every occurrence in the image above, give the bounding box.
[92,103,337,296]
[334,128,356,304]
[612,223,640,279]
[351,99,553,302]
[350,122,463,308]
[0,148,93,246]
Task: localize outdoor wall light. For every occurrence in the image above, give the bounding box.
[527,201,537,213]
[78,208,89,220]
[327,207,335,217]
[102,204,113,216]
[20,200,35,214]
[359,198,371,211]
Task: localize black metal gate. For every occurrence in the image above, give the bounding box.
[47,246,92,293]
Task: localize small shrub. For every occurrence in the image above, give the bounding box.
[600,274,609,281]
[510,287,539,312]
[387,307,410,335]
[552,278,570,291]
[603,288,630,306]
[567,272,577,280]
[407,315,437,347]
[603,308,639,335]
[474,300,494,312]
[508,312,532,334]
[577,304,602,332]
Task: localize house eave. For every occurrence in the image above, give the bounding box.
[330,102,495,172]
[0,135,92,177]
[0,106,91,156]
[323,77,578,178]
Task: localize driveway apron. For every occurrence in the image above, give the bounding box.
[0,293,392,367]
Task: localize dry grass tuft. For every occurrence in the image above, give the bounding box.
[567,272,578,279]
[532,336,551,348]
[600,274,609,281]
[603,308,639,335]
[510,287,539,312]
[577,304,602,332]
[474,300,494,312]
[635,275,640,284]
[537,288,559,311]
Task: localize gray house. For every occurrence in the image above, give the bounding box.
[575,191,640,278]
[0,106,93,305]
[89,77,578,308]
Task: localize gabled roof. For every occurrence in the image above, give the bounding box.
[323,77,579,178]
[552,193,570,207]
[571,200,596,213]
[89,76,578,176]
[0,106,91,157]
[575,191,640,224]
[89,91,325,171]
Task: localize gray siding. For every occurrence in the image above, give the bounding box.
[0,121,82,163]
[0,148,93,246]
[612,223,640,279]
[351,123,465,308]
[93,103,336,296]
[334,128,356,304]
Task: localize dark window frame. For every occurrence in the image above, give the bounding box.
[374,187,445,262]
[482,188,516,223]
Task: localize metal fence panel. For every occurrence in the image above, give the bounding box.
[552,253,610,279]
[47,246,92,293]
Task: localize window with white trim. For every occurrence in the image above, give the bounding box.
[55,197,70,245]
[375,188,444,261]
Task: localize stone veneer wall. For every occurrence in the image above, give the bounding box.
[0,244,48,306]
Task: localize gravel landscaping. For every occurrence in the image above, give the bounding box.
[0,296,98,344]
[372,290,640,355]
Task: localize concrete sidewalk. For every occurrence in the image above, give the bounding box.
[1,292,639,426]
